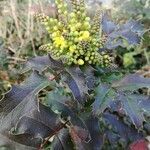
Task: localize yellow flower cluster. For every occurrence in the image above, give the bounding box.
[35,0,111,66]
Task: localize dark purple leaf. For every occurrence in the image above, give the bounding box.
[85,116,104,150]
[137,96,150,116]
[0,71,63,149]
[120,30,141,44]
[83,66,96,90]
[62,67,89,104]
[102,14,117,34]
[102,15,144,49]
[112,74,150,91]
[21,54,63,73]
[118,94,145,128]
[52,129,74,150]
[109,100,125,115]
[103,113,143,142]
[105,38,125,49]
[105,131,120,145]
[120,20,144,36]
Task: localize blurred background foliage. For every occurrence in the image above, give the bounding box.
[0,0,149,96]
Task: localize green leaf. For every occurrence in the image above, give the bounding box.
[92,84,115,115]
[123,52,136,67]
[0,71,63,149]
[112,74,150,91]
[62,66,89,104]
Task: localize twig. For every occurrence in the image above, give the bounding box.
[39,120,69,150]
[7,56,26,62]
[144,48,150,65]
[38,70,64,150]
[10,0,23,48]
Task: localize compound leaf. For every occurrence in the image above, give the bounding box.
[102,15,144,49]
[0,71,63,149]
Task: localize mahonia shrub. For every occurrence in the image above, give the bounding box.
[0,0,150,150]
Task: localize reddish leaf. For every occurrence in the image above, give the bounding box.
[129,139,148,150]
[70,126,89,150]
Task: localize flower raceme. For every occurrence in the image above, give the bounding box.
[36,0,111,66]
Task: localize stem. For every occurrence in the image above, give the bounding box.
[38,70,63,149]
[143,48,150,65]
[39,120,69,150]
[10,0,24,50]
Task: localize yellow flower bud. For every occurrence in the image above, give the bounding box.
[78,59,84,65]
[85,17,90,21]
[58,22,62,26]
[76,23,82,28]
[44,22,49,26]
[69,45,76,52]
[70,12,76,18]
[46,27,51,31]
[53,26,58,31]
[64,11,67,15]
[84,22,91,29]
[59,49,63,53]
[58,9,62,14]
[64,3,67,7]
[89,60,92,64]
[57,4,63,9]
[73,31,79,36]
[37,0,110,66]
[90,56,94,60]
[78,37,83,41]
[52,32,57,37]
[85,57,89,61]
[73,59,78,64]
[103,55,109,59]
[70,27,76,31]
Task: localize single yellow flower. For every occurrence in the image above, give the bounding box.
[53,36,67,48]
[80,31,90,40]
